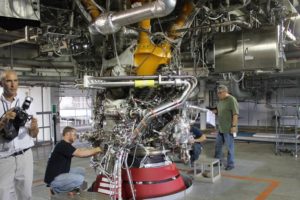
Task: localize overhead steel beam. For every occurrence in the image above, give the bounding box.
[0,58,75,68]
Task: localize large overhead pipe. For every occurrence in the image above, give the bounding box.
[229,75,252,101]
[89,0,176,35]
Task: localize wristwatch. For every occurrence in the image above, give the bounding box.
[231,125,237,127]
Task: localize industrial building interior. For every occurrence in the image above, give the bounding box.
[0,0,300,199]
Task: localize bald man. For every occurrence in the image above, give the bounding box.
[0,70,39,200]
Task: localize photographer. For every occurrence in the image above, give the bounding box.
[0,70,39,200]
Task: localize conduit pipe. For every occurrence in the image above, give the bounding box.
[0,28,38,48]
[89,0,176,35]
[230,75,252,100]
[186,104,208,113]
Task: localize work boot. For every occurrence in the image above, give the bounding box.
[225,166,234,171]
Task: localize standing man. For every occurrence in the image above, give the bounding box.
[213,85,239,170]
[0,70,39,200]
[44,126,102,194]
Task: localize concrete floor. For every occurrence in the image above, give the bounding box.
[31,141,300,200]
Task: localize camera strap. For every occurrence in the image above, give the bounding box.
[1,98,19,113]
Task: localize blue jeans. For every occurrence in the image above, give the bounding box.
[50,167,85,194]
[190,143,202,165]
[214,132,235,167]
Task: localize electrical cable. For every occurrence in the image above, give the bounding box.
[112,33,122,68]
[208,14,224,20]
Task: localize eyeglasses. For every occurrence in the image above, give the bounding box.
[70,132,78,137]
[217,91,225,94]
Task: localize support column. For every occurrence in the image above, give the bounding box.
[50,87,61,143]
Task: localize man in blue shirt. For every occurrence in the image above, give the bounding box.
[190,125,206,167]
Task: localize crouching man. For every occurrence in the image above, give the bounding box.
[44,126,102,194]
[189,125,206,168]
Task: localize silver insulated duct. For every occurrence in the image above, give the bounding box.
[209,26,284,73]
[89,0,176,35]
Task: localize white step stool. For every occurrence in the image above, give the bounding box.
[194,158,221,183]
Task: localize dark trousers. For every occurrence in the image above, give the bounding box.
[190,142,202,165]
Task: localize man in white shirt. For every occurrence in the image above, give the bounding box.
[0,70,39,200]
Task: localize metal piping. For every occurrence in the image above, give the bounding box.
[83,77,190,88]
[0,26,38,48]
[89,0,176,35]
[116,27,138,53]
[120,27,139,38]
[176,20,252,33]
[133,76,197,139]
[216,0,251,12]
[269,68,300,77]
[82,75,197,140]
[83,75,195,81]
[186,104,208,113]
[0,36,38,48]
[230,75,252,100]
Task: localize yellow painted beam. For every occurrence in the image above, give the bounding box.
[81,0,101,21]
[134,1,195,76]
[168,1,195,39]
[134,19,171,75]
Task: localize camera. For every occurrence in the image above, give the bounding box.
[13,97,33,128]
[1,97,33,141]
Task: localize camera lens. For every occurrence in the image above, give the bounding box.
[22,97,33,110]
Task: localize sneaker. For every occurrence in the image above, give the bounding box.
[80,181,88,191]
[225,166,234,171]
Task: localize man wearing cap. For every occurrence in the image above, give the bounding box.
[213,85,239,170]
